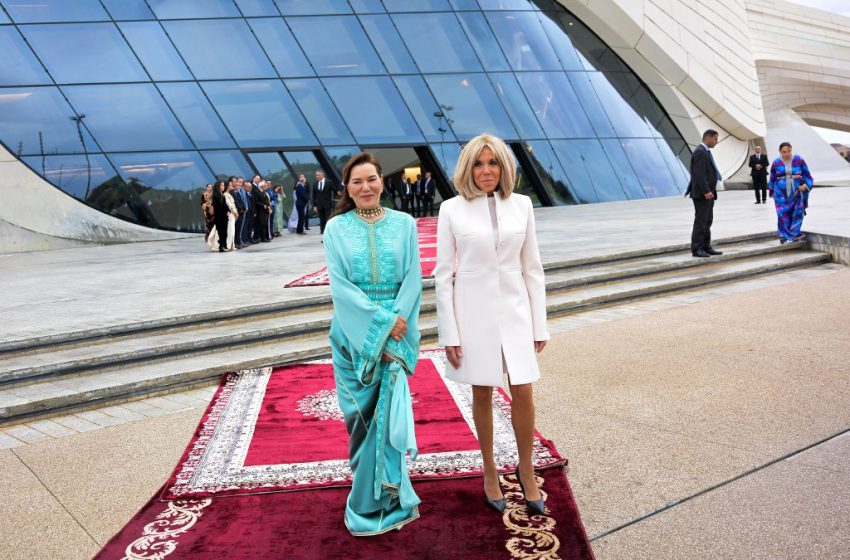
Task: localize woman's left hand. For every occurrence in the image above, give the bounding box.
[534,340,547,353]
[798,185,808,192]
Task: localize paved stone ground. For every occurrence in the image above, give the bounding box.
[1,189,849,559]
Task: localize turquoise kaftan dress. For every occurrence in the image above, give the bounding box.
[322,208,422,536]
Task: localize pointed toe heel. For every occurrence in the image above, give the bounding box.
[515,467,546,515]
[485,497,506,513]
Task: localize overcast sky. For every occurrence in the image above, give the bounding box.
[786,0,850,16]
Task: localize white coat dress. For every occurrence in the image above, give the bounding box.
[434,192,549,387]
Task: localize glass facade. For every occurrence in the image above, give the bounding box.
[0,0,689,232]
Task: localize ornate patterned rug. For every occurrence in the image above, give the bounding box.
[95,351,595,559]
[284,216,438,287]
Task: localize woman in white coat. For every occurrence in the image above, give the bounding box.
[434,133,549,515]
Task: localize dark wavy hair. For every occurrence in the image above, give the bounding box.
[779,142,792,151]
[332,152,383,217]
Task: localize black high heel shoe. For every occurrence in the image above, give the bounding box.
[515,467,545,515]
[484,478,506,513]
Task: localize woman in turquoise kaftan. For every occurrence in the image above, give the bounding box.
[323,152,422,536]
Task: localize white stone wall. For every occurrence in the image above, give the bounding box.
[0,143,190,254]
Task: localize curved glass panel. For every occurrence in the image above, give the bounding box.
[284,78,355,145]
[21,23,149,84]
[109,151,213,231]
[63,84,193,152]
[0,1,690,231]
[424,74,517,141]
[146,0,240,20]
[392,12,482,73]
[201,80,317,148]
[486,11,561,71]
[274,0,351,15]
[455,11,511,72]
[359,15,418,74]
[202,150,256,181]
[287,16,384,76]
[101,0,155,21]
[2,0,108,23]
[246,18,315,77]
[322,76,422,145]
[119,22,193,81]
[515,72,595,139]
[393,75,457,143]
[234,0,279,17]
[158,82,235,149]
[0,86,97,155]
[0,27,52,85]
[164,19,277,80]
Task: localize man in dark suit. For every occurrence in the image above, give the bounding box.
[243,180,257,244]
[749,145,769,204]
[312,170,335,234]
[412,173,422,217]
[399,177,413,214]
[419,171,436,217]
[253,178,271,242]
[295,176,309,235]
[685,129,723,258]
[229,176,246,249]
[384,177,397,209]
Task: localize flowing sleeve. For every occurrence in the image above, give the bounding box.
[324,221,399,370]
[433,201,461,347]
[384,216,422,374]
[799,157,814,189]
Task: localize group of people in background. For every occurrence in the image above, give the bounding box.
[688,130,815,258]
[383,172,437,217]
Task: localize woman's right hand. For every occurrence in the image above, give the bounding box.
[446,346,463,368]
[390,316,407,341]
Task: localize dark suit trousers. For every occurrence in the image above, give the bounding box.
[753,175,767,202]
[317,206,331,234]
[214,213,228,251]
[401,196,410,214]
[234,214,245,247]
[691,198,714,252]
[422,196,434,216]
[296,203,307,234]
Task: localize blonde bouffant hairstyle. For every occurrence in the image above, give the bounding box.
[453,133,516,200]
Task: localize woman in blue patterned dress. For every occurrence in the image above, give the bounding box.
[768,142,813,244]
[323,152,422,536]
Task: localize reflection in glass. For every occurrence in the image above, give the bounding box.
[349,0,386,12]
[599,139,647,199]
[164,19,276,80]
[324,146,360,178]
[202,80,317,148]
[392,12,482,73]
[101,0,155,20]
[0,27,52,86]
[384,0,452,10]
[551,139,633,203]
[234,0,279,17]
[109,151,213,231]
[146,0,240,19]
[22,23,148,84]
[3,0,108,23]
[488,73,545,139]
[449,0,480,9]
[359,15,418,74]
[516,72,595,139]
[455,12,510,72]
[274,0,351,15]
[524,140,577,204]
[158,82,234,149]
[478,0,536,9]
[22,153,115,203]
[536,11,584,71]
[587,72,653,138]
[393,75,456,143]
[425,74,517,141]
[287,16,385,76]
[431,143,462,185]
[119,22,193,81]
[246,18,315,77]
[202,150,256,181]
[654,138,689,190]
[0,86,97,155]
[285,79,354,145]
[620,139,680,197]
[486,11,561,71]
[549,12,628,73]
[63,84,193,152]
[566,72,616,138]
[323,77,423,145]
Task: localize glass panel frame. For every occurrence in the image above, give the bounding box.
[101,0,155,20]
[146,0,241,19]
[246,18,315,78]
[485,11,562,71]
[202,150,256,181]
[286,15,385,76]
[0,27,52,86]
[391,12,483,73]
[359,14,418,74]
[424,74,518,141]
[515,72,596,139]
[158,82,235,149]
[393,75,457,143]
[3,0,109,23]
[118,21,193,81]
[284,78,355,145]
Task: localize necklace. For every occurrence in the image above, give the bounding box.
[355,206,384,218]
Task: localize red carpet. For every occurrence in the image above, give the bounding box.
[95,351,594,559]
[285,216,438,287]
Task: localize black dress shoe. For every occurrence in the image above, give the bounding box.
[515,467,545,515]
[484,482,506,513]
[692,249,711,258]
[705,247,723,256]
[754,201,760,204]
[780,238,788,245]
